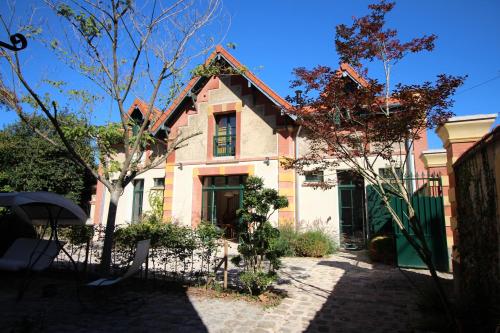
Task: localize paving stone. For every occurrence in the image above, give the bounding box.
[0,252,452,333]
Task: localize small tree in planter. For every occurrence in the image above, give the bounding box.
[232,176,288,295]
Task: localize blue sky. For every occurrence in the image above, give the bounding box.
[1,0,499,149]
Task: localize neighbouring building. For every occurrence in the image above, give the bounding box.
[91,46,430,250]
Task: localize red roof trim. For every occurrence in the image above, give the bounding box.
[214,45,292,109]
[150,77,199,132]
[339,63,369,88]
[150,45,291,132]
[127,97,163,122]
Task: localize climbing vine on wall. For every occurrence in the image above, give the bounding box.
[453,129,499,329]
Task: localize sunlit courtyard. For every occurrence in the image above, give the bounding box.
[0,252,450,332]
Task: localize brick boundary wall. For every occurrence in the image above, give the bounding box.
[452,125,500,330]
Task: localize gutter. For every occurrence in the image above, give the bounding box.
[405,138,416,192]
[294,125,303,226]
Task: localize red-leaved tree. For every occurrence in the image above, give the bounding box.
[285,1,464,327]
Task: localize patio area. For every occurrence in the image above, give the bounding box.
[0,251,450,333]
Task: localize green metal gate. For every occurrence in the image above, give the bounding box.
[367,175,449,271]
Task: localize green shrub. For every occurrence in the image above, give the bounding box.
[114,221,164,248]
[368,235,395,264]
[196,221,223,249]
[234,176,288,274]
[113,221,223,262]
[271,224,299,257]
[239,271,277,295]
[295,230,337,257]
[59,225,94,245]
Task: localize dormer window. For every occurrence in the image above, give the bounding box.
[213,113,236,157]
[130,107,144,135]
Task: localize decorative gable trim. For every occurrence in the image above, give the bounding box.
[150,45,292,133]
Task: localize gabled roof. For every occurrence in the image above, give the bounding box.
[150,76,200,133]
[339,63,369,88]
[150,45,292,133]
[127,97,162,122]
[213,45,291,109]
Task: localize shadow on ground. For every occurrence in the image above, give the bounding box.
[0,271,208,332]
[298,251,451,333]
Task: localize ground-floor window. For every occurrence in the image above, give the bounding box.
[201,175,246,237]
[132,179,144,223]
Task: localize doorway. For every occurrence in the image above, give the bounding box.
[201,175,246,238]
[337,170,366,250]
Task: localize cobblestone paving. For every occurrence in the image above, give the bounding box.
[0,251,446,332]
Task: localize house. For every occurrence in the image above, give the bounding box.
[90,45,429,249]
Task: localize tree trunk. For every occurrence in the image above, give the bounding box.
[407,215,459,331]
[382,192,458,330]
[100,190,120,276]
[424,253,459,331]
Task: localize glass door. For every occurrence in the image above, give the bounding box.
[337,171,366,249]
[201,175,246,237]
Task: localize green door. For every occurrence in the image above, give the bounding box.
[338,171,366,249]
[201,175,245,226]
[392,195,449,271]
[366,177,449,272]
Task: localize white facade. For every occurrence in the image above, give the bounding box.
[97,166,165,225]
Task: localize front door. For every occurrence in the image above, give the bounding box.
[337,171,366,250]
[201,175,246,237]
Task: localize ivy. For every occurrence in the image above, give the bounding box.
[191,62,247,78]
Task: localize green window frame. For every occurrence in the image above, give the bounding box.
[213,113,236,157]
[304,170,324,183]
[201,175,246,224]
[378,167,403,183]
[131,179,144,223]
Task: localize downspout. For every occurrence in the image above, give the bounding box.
[405,138,416,192]
[294,125,303,227]
[99,186,106,225]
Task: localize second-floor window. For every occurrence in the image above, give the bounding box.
[214,113,236,157]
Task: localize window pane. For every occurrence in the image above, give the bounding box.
[202,190,209,220]
[340,189,352,207]
[214,176,225,186]
[132,179,144,223]
[134,179,144,190]
[217,115,227,127]
[378,167,402,182]
[154,178,165,187]
[305,171,323,182]
[214,113,236,157]
[227,175,240,186]
[228,114,236,133]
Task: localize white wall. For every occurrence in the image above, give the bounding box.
[297,157,399,244]
[99,166,165,225]
[171,159,279,227]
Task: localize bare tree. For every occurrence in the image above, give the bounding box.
[0,0,223,274]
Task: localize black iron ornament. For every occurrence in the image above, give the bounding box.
[0,33,27,51]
